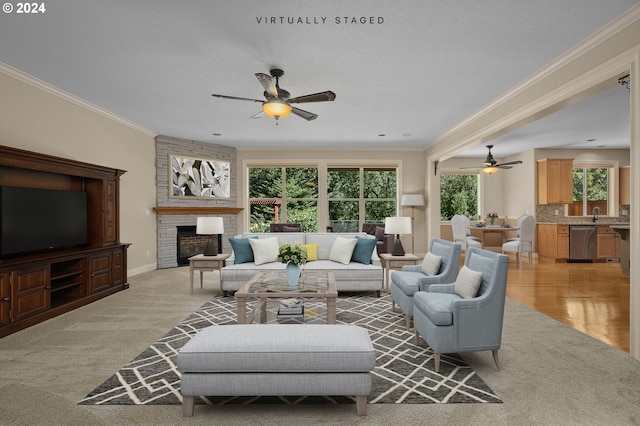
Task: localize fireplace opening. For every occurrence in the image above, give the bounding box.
[176,226,223,266]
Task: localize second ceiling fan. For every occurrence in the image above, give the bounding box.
[460,145,523,174]
[212,68,336,124]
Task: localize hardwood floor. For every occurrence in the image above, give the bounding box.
[504,256,630,352]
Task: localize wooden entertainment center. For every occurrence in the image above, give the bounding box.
[0,145,129,338]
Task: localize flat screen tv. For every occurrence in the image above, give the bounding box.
[0,186,88,256]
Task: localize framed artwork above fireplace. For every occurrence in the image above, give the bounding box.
[170,154,230,199]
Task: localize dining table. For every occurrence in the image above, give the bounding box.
[469,225,520,248]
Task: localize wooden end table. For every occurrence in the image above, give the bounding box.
[235,270,337,324]
[188,253,230,294]
[379,253,422,291]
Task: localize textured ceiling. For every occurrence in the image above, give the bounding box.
[0,0,637,154]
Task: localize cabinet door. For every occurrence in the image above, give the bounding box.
[557,234,569,259]
[547,159,573,203]
[597,233,619,259]
[0,273,10,326]
[536,224,558,258]
[11,266,50,322]
[89,253,112,294]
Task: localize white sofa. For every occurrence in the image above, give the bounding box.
[221,232,383,296]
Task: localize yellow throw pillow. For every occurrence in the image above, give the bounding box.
[303,243,318,261]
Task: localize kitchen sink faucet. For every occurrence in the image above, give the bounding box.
[592,206,602,222]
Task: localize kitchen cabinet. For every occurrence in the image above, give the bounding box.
[620,166,630,205]
[537,224,569,260]
[596,225,620,259]
[537,159,573,204]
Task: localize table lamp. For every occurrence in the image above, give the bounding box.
[385,216,412,256]
[196,217,224,256]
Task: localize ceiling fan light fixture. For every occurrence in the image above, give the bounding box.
[262,100,292,119]
[482,166,499,174]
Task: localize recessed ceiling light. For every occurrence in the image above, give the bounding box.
[212,133,222,136]
[586,138,596,142]
[378,134,386,137]
[597,145,606,148]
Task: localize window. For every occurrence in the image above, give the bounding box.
[248,164,398,233]
[248,167,318,232]
[440,173,479,220]
[327,167,397,232]
[571,166,608,216]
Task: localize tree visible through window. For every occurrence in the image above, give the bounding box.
[328,167,396,232]
[440,173,479,220]
[248,167,318,232]
[572,167,608,216]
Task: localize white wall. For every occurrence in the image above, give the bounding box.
[0,71,158,275]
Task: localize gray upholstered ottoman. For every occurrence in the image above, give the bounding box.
[177,324,376,416]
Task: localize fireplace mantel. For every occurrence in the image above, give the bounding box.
[153,207,243,215]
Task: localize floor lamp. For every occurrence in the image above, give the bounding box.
[400,193,425,254]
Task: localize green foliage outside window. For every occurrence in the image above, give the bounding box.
[572,167,608,215]
[249,167,318,232]
[440,173,479,220]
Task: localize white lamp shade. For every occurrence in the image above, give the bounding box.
[400,193,425,207]
[384,217,412,235]
[196,217,224,235]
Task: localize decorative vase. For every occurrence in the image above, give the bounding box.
[489,217,495,226]
[285,263,301,286]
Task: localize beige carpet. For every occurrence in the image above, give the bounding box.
[0,266,639,425]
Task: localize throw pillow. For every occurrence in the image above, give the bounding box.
[328,236,358,265]
[420,252,442,276]
[453,265,483,299]
[374,226,385,241]
[249,237,279,266]
[228,236,258,264]
[351,236,377,265]
[303,243,318,261]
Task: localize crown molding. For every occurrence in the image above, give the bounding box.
[0,61,157,137]
[432,3,640,155]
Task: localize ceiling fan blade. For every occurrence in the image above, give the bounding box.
[212,94,264,103]
[496,160,523,167]
[289,91,336,104]
[255,73,278,98]
[291,107,318,121]
[251,110,265,119]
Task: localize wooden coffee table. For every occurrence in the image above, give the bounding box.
[235,270,337,324]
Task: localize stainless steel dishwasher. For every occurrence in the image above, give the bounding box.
[568,225,597,262]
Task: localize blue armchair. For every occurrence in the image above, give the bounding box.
[390,239,462,329]
[413,247,509,373]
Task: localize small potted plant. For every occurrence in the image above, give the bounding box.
[486,210,499,226]
[277,243,308,286]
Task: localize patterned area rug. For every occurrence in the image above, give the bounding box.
[79,293,502,406]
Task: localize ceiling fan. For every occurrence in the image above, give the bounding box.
[460,145,523,174]
[211,68,336,124]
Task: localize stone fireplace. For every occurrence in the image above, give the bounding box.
[155,135,240,269]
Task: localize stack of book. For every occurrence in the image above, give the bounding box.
[277,298,304,320]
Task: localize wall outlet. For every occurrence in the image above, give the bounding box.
[554,209,559,215]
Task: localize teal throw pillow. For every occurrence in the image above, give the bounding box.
[228,236,258,264]
[351,236,377,265]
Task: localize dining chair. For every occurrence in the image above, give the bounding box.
[502,214,536,265]
[451,215,482,251]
